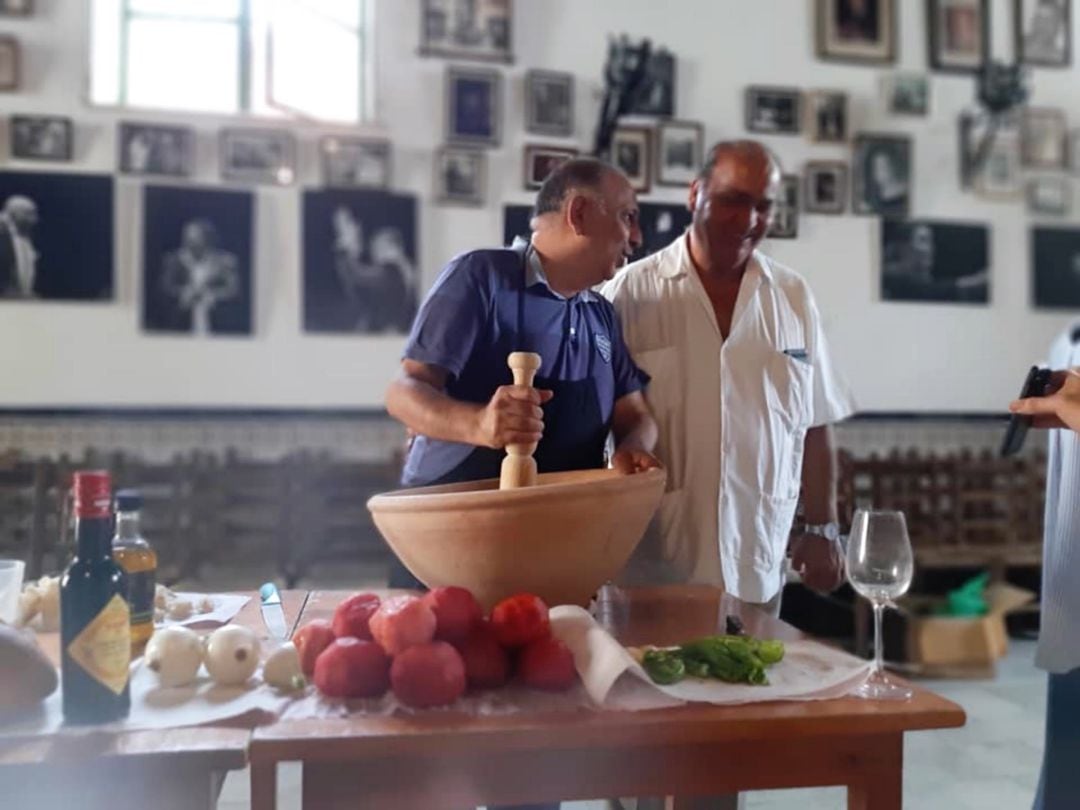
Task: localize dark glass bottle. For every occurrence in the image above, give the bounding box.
[61,470,131,724]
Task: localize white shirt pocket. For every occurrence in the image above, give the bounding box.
[762,350,813,500]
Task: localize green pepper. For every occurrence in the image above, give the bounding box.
[642,649,686,685]
[752,639,785,666]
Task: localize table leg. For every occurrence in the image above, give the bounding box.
[250,760,277,810]
[847,733,902,810]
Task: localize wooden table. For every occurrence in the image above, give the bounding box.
[249,586,966,810]
[0,589,309,810]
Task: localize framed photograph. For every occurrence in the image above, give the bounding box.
[882,73,930,116]
[611,127,652,193]
[142,185,253,336]
[303,189,418,335]
[1022,107,1067,168]
[0,171,113,301]
[0,0,30,16]
[625,203,693,262]
[320,137,391,189]
[1015,0,1071,67]
[118,123,193,177]
[525,70,573,137]
[1028,176,1070,215]
[420,0,512,63]
[927,0,989,73]
[816,0,897,64]
[1033,226,1080,307]
[745,87,802,135]
[446,66,501,147]
[767,175,800,239]
[11,115,73,162]
[804,161,849,214]
[806,91,848,142]
[503,204,532,246]
[523,145,577,190]
[628,49,676,118]
[881,220,989,304]
[220,129,296,185]
[852,133,911,217]
[435,147,486,206]
[975,130,1023,199]
[656,120,703,187]
[0,36,17,91]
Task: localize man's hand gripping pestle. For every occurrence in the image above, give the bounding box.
[499,351,543,489]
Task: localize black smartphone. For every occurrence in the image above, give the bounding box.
[1000,366,1053,457]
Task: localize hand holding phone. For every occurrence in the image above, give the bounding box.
[1001,366,1053,457]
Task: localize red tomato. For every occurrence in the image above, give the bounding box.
[390,641,467,708]
[292,619,337,677]
[456,620,510,690]
[331,592,381,640]
[490,593,550,648]
[423,586,483,644]
[369,595,437,655]
[518,636,577,691]
[313,637,390,699]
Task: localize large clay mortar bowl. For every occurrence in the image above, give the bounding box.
[367,467,666,610]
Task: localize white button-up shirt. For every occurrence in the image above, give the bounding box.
[602,235,856,602]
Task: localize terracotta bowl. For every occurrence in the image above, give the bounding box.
[367,467,666,610]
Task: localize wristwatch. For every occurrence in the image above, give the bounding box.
[802,522,841,543]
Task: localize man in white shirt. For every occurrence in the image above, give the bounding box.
[603,140,856,611]
[0,195,39,299]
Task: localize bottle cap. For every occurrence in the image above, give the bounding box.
[115,489,142,512]
[73,470,112,519]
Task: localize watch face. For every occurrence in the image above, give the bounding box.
[824,523,840,541]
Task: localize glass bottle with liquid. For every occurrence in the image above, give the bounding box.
[112,489,157,651]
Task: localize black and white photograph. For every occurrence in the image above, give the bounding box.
[745,87,802,135]
[435,147,486,205]
[975,130,1022,199]
[321,137,391,189]
[1015,0,1071,67]
[523,145,577,190]
[806,91,848,142]
[804,161,849,214]
[767,175,800,239]
[0,35,17,91]
[1028,176,1071,215]
[11,115,72,162]
[882,73,930,115]
[420,0,512,63]
[142,185,253,336]
[611,127,652,193]
[816,0,897,63]
[525,70,573,137]
[853,133,911,217]
[303,189,418,335]
[927,0,989,72]
[220,129,296,185]
[1021,107,1067,168]
[118,123,193,177]
[629,203,693,262]
[0,171,113,301]
[882,220,989,304]
[1070,128,1080,171]
[656,120,703,186]
[446,66,502,147]
[628,48,675,118]
[1032,226,1080,307]
[503,204,531,246]
[0,0,30,16]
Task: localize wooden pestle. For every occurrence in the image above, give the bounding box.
[499,351,543,490]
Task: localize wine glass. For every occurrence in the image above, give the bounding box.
[847,509,914,701]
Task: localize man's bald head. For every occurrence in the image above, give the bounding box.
[532,158,624,220]
[696,140,781,186]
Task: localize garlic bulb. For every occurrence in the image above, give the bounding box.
[144,626,203,687]
[262,642,305,691]
[204,625,260,686]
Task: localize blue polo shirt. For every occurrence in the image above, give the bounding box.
[401,246,648,486]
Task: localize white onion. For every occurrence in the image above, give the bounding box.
[204,625,260,686]
[145,626,203,687]
[262,642,304,691]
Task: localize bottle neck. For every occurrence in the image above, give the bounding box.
[76,516,114,559]
[114,511,141,542]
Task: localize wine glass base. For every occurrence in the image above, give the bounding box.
[852,676,913,701]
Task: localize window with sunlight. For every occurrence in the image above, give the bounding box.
[90,0,369,124]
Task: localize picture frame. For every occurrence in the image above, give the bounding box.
[118,123,194,178]
[446,66,502,147]
[320,137,391,189]
[805,90,848,142]
[1067,127,1080,172]
[525,70,573,137]
[1028,176,1070,215]
[767,175,800,239]
[975,129,1023,200]
[0,0,31,16]
[881,73,930,116]
[611,127,652,193]
[745,86,802,135]
[804,161,849,214]
[852,133,912,217]
[1015,0,1071,67]
[881,219,990,304]
[435,146,486,206]
[1021,107,1067,168]
[927,0,990,73]
[627,49,676,118]
[523,144,578,190]
[419,0,512,63]
[10,115,73,162]
[220,128,296,185]
[1032,226,1080,308]
[816,0,898,64]
[656,120,703,187]
[0,35,19,91]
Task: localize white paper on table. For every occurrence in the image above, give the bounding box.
[157,593,251,628]
[550,605,873,708]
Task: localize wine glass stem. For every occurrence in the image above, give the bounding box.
[872,600,885,679]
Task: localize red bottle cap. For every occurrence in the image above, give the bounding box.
[73,470,112,519]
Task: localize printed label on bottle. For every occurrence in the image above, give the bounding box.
[127,570,156,627]
[67,594,131,695]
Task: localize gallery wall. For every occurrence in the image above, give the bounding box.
[0,0,1078,411]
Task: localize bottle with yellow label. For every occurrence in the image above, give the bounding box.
[61,470,131,724]
[112,489,157,652]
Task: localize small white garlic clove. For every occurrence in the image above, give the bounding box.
[262,642,305,691]
[204,625,260,687]
[144,626,204,687]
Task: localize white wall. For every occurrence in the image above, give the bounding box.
[0,0,1076,411]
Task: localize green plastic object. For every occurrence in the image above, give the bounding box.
[935,572,990,617]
